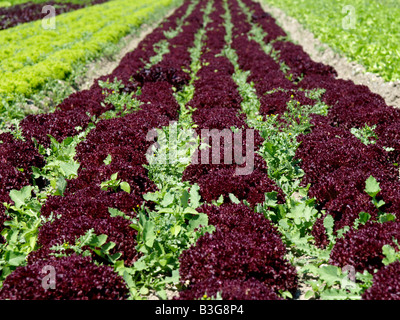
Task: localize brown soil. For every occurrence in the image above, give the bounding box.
[258,1,400,109]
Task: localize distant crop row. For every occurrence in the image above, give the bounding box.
[0,0,96,8]
[263,0,400,82]
[0,0,178,123]
[0,0,109,31]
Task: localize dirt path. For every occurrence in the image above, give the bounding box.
[258,1,400,109]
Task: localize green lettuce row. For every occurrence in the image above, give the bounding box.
[0,0,174,98]
[262,0,400,82]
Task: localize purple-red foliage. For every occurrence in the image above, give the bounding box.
[179,228,298,294]
[295,124,397,187]
[31,214,139,266]
[272,41,337,80]
[21,109,92,148]
[0,158,34,233]
[138,82,180,120]
[133,66,189,91]
[232,36,295,94]
[260,90,315,116]
[0,132,45,174]
[192,107,247,130]
[197,203,280,235]
[41,186,141,220]
[299,76,400,130]
[190,76,243,110]
[57,87,112,116]
[379,181,400,217]
[0,254,128,300]
[296,122,400,246]
[183,155,284,207]
[362,261,400,300]
[240,0,287,42]
[65,161,156,196]
[74,109,171,168]
[375,121,400,164]
[198,55,235,77]
[0,164,31,200]
[311,189,379,248]
[329,221,400,273]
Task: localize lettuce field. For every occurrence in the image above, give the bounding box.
[0,0,400,301]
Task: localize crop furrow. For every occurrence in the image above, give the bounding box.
[175,0,299,301]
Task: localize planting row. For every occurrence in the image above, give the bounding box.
[175,0,297,300]
[0,0,179,123]
[0,0,109,30]
[0,0,96,7]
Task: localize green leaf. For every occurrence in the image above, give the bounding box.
[287,202,317,225]
[228,193,240,204]
[379,213,396,223]
[157,289,167,300]
[358,211,371,224]
[365,175,381,198]
[55,176,67,196]
[133,259,147,271]
[108,207,127,218]
[7,251,26,266]
[9,186,33,209]
[183,207,199,215]
[317,265,342,286]
[180,190,190,208]
[170,224,181,237]
[109,252,122,263]
[143,221,156,248]
[160,192,174,207]
[110,172,119,181]
[188,212,209,231]
[59,161,80,178]
[320,288,360,300]
[120,181,131,194]
[101,241,116,253]
[103,154,112,165]
[143,192,159,202]
[382,244,397,265]
[139,287,149,295]
[323,215,334,237]
[189,184,201,208]
[216,194,224,206]
[304,290,315,300]
[165,269,180,284]
[278,218,289,230]
[263,191,278,208]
